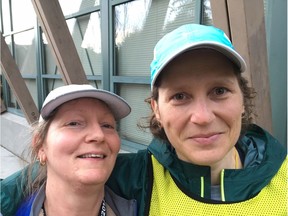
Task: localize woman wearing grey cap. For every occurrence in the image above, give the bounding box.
[11,84,136,216]
[1,24,286,216]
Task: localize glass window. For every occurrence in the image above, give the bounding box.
[14,30,37,75]
[59,0,100,16]
[202,0,213,25]
[41,33,60,76]
[114,0,201,77]
[118,84,153,145]
[45,79,65,95]
[11,0,35,30]
[3,36,12,52]
[9,89,18,110]
[25,79,38,107]
[2,0,11,33]
[113,0,202,147]
[1,0,205,150]
[67,12,103,77]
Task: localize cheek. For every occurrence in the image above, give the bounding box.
[108,134,121,153]
[160,105,185,125]
[45,130,77,158]
[223,101,243,137]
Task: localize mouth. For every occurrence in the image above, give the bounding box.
[190,132,222,145]
[78,153,106,159]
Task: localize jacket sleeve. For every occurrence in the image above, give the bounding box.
[106,150,149,202]
[1,167,28,215]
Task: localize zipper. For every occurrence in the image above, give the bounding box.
[220,169,226,201]
[200,176,204,198]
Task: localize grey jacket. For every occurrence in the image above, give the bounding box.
[26,185,137,216]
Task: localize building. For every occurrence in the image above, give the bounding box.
[0,0,287,162]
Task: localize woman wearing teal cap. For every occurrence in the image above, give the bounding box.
[109,24,286,215]
[1,24,287,216]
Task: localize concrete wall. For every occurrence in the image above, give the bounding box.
[1,112,31,162]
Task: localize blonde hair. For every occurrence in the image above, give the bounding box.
[23,112,56,196]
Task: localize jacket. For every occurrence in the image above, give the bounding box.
[15,185,137,216]
[106,124,287,215]
[1,124,286,215]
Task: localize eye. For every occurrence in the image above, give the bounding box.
[213,87,228,96]
[102,123,116,130]
[66,121,81,127]
[172,93,187,100]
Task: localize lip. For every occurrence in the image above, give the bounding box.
[190,132,222,145]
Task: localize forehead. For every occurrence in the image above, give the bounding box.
[160,49,238,82]
[55,98,113,116]
[169,49,235,69]
[62,97,108,107]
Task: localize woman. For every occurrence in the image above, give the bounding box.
[15,84,137,215]
[107,24,287,215]
[1,24,286,215]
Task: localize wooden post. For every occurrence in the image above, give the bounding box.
[0,34,39,124]
[31,0,88,84]
[1,98,6,113]
[210,0,272,133]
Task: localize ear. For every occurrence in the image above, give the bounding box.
[151,99,161,121]
[32,133,39,148]
[32,133,46,159]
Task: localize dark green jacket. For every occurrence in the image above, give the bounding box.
[1,124,286,216]
[106,124,286,215]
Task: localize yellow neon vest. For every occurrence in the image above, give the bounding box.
[149,156,287,216]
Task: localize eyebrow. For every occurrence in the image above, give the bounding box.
[213,77,237,85]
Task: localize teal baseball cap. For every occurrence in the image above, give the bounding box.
[150,24,246,90]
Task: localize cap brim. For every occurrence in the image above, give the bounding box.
[151,41,246,88]
[41,89,131,121]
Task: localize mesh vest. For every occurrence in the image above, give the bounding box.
[149,156,287,216]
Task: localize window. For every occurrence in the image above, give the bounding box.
[1,0,209,151]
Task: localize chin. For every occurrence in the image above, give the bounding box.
[189,154,220,166]
[77,171,110,185]
[78,176,107,186]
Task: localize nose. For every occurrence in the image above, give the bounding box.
[190,99,215,125]
[85,123,105,143]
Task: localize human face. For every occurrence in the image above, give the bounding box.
[38,98,120,186]
[151,50,244,167]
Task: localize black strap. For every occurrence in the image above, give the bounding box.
[42,203,47,216]
[98,199,106,216]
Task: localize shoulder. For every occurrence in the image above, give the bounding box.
[115,150,149,166]
[15,184,45,216]
[105,186,137,216]
[106,149,151,201]
[110,149,150,180]
[1,168,28,216]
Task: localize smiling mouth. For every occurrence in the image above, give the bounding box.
[191,133,221,144]
[78,154,106,159]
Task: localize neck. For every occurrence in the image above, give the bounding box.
[44,179,105,216]
[210,147,242,185]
